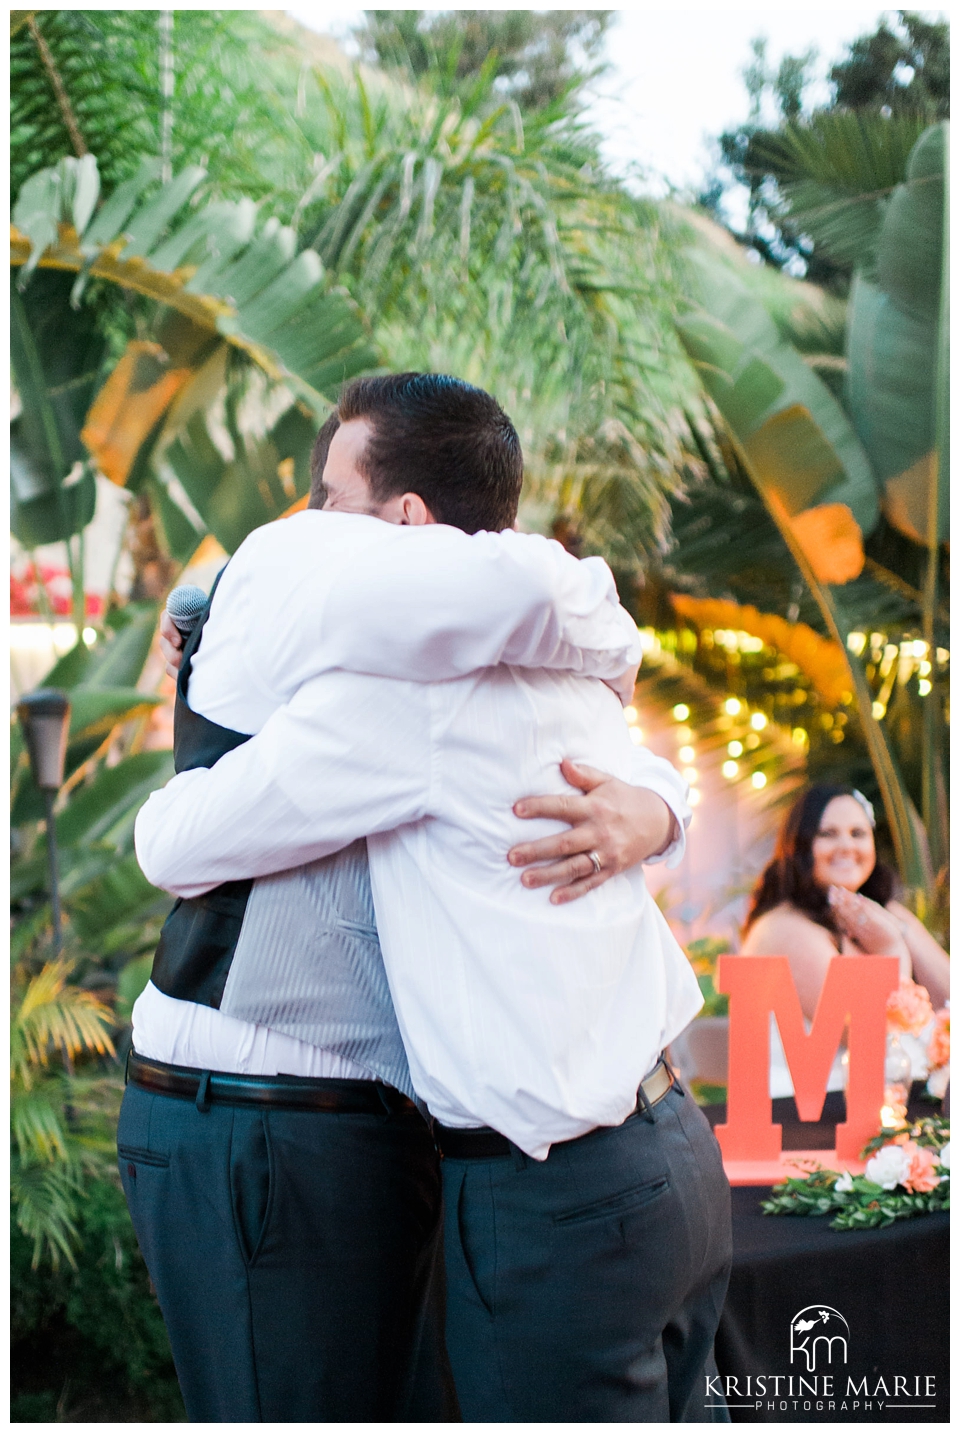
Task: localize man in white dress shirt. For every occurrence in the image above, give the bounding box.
[136,374,731,1421]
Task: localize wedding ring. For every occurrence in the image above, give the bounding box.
[587,850,603,875]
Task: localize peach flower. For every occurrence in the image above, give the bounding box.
[927,1008,950,1069]
[886,980,934,1037]
[901,1142,941,1194]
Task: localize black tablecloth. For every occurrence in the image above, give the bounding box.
[706,1097,950,1424]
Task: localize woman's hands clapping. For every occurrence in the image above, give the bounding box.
[827,886,911,976]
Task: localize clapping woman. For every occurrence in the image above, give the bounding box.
[740,784,949,1022]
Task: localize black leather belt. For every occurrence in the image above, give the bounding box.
[434,1058,676,1160]
[126,1050,418,1116]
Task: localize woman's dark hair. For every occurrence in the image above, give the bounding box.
[307,372,523,533]
[743,784,897,940]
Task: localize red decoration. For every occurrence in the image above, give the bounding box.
[10,565,103,618]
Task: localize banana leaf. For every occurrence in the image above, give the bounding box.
[162,403,317,555]
[10,268,107,545]
[77,604,158,690]
[847,124,948,545]
[676,245,931,892]
[55,751,173,848]
[68,854,168,946]
[11,154,376,415]
[677,250,878,536]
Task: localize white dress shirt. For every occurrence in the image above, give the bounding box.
[133,510,653,1082]
[137,599,701,1156]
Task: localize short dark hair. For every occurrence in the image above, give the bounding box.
[743,783,896,940]
[307,373,523,533]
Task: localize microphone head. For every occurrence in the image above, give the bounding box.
[166,584,209,636]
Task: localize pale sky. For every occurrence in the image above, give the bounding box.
[284,5,907,209]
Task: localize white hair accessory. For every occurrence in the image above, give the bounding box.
[851,789,876,827]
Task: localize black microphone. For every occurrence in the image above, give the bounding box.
[165,584,208,639]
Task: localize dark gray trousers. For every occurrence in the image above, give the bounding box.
[442,1081,732,1422]
[117,1081,458,1422]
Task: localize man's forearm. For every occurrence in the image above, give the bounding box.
[321,524,642,682]
[136,673,431,897]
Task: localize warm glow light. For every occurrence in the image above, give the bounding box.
[872,701,886,719]
[722,760,739,779]
[672,704,690,721]
[751,771,767,790]
[919,661,931,676]
[682,767,699,784]
[745,732,760,750]
[750,712,767,731]
[629,727,645,745]
[727,740,743,757]
[724,697,741,716]
[688,787,701,806]
[846,631,867,655]
[918,679,932,696]
[624,705,638,725]
[792,728,808,747]
[82,627,98,646]
[678,745,695,763]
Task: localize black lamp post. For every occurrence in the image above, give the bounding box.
[17,688,71,954]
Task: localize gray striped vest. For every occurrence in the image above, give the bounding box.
[148,579,415,1098]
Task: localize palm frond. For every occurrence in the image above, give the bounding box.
[14,959,115,1075]
[10,1152,84,1270]
[749,111,931,275]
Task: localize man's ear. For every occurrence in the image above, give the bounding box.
[396,492,437,526]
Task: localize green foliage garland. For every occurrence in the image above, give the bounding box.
[762,1114,950,1230]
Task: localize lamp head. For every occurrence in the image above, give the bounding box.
[17,688,71,792]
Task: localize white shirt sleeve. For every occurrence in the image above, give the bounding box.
[625,743,691,869]
[319,525,642,682]
[135,672,432,898]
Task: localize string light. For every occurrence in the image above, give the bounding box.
[629,727,645,745]
[792,728,808,747]
[688,788,701,806]
[727,740,743,757]
[745,732,760,750]
[750,712,767,731]
[872,701,886,719]
[623,705,638,725]
[751,772,767,789]
[846,632,867,655]
[682,767,699,784]
[678,745,695,763]
[724,698,741,716]
[82,628,98,647]
[675,725,693,743]
[672,704,690,721]
[722,760,739,780]
[918,679,932,696]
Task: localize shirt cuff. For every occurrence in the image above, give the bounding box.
[624,769,690,869]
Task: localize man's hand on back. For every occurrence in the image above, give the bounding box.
[159,610,185,679]
[508,758,676,905]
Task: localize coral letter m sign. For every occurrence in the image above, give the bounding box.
[715,956,900,1162]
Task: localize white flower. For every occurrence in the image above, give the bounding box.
[834,1172,854,1194]
[865,1143,912,1190]
[937,1142,950,1173]
[926,1065,950,1099]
